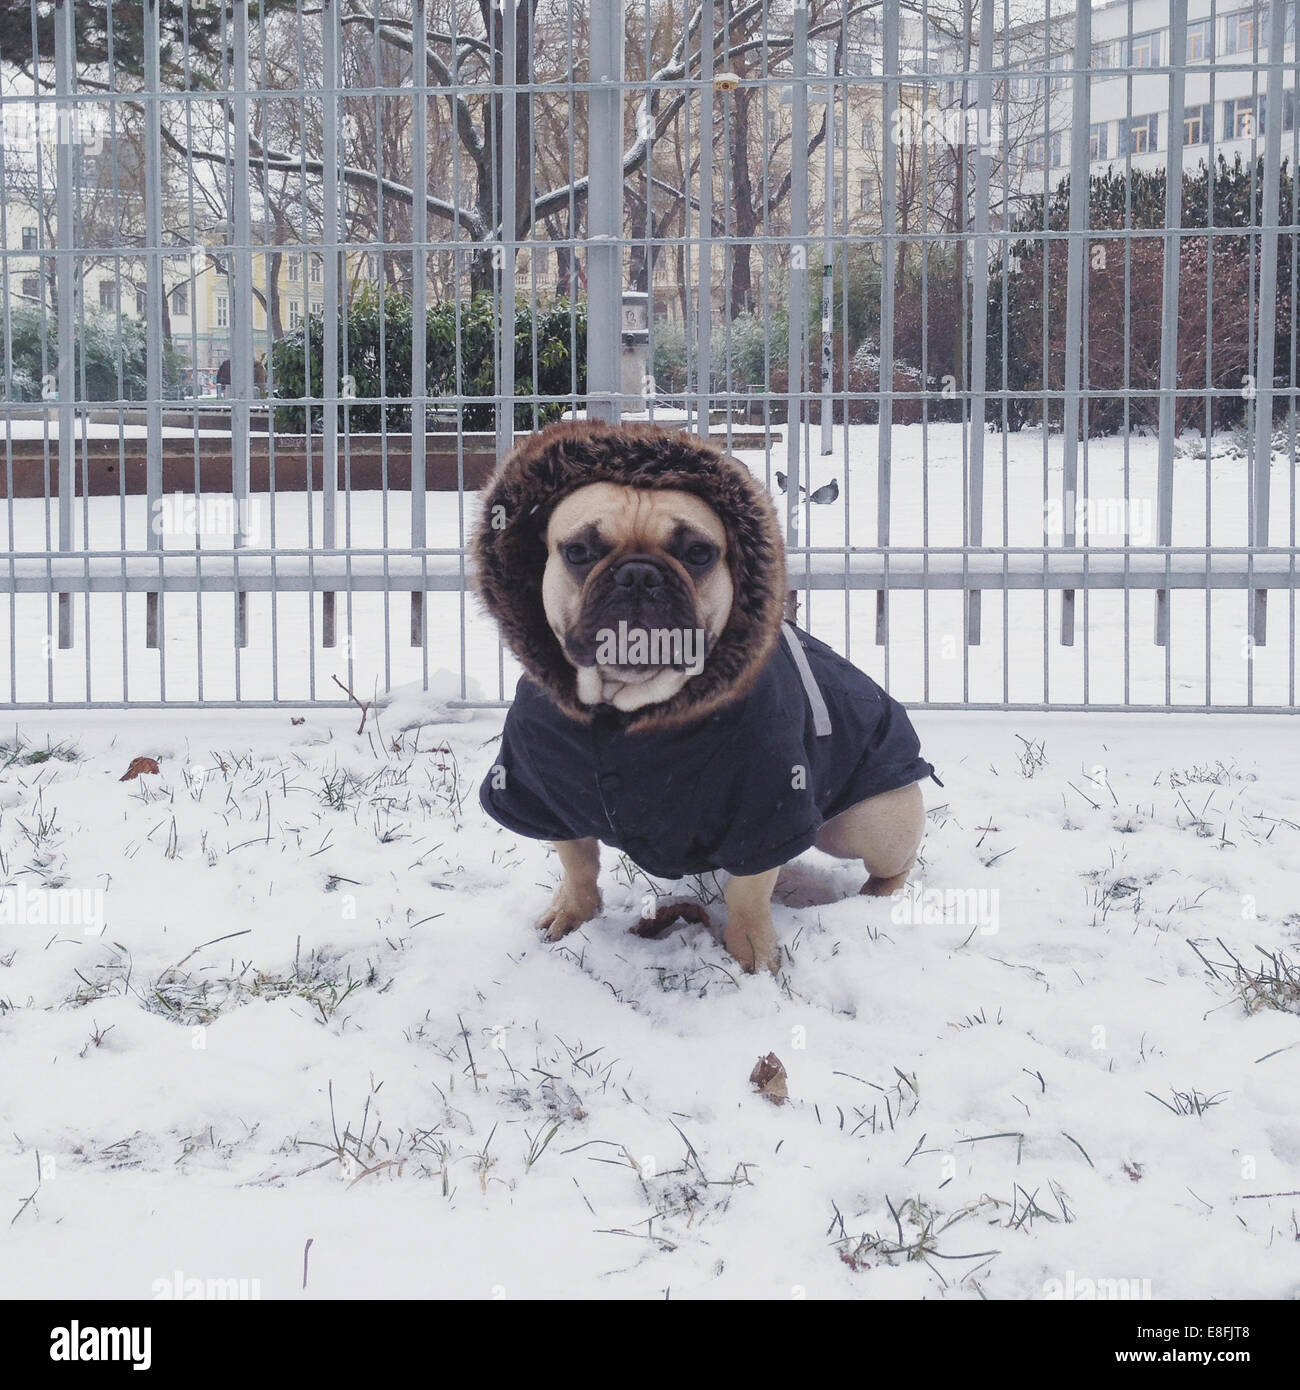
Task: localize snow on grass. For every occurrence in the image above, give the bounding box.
[1,705,1299,1299]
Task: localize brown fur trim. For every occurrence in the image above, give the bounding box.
[472,420,787,731]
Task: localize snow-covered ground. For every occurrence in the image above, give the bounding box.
[1,702,1298,1300]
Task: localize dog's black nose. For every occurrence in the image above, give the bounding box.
[611,558,664,592]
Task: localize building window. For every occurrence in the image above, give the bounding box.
[289,300,302,330]
[1024,136,1047,169]
[1089,122,1109,159]
[1184,103,1211,144]
[1226,3,1297,50]
[1120,114,1159,155]
[1255,1,1300,44]
[1187,18,1214,60]
[1128,31,1162,68]
[21,275,38,299]
[99,280,118,311]
[1225,95,1259,138]
[286,253,301,282]
[135,287,147,316]
[858,177,870,212]
[1285,88,1297,130]
[1049,52,1070,93]
[171,283,188,316]
[1223,8,1255,53]
[22,226,37,251]
[215,295,228,328]
[1091,40,1114,70]
[309,254,323,285]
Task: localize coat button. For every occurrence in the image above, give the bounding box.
[599,772,622,792]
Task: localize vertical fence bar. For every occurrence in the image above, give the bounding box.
[965,0,994,646]
[1249,0,1287,646]
[410,0,427,646]
[876,0,898,644]
[873,0,906,644]
[587,0,625,424]
[820,40,834,457]
[496,0,518,461]
[785,0,808,604]
[230,0,253,651]
[695,0,714,437]
[144,0,164,651]
[1058,0,1091,646]
[53,0,75,650]
[1155,0,1188,647]
[320,0,341,647]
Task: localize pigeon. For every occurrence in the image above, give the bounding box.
[775,473,839,504]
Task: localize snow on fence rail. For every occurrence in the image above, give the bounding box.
[1,0,1297,710]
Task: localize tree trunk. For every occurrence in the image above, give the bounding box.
[469,247,495,296]
[267,249,283,340]
[627,184,649,293]
[728,85,758,316]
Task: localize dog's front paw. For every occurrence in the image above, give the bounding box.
[536,886,601,942]
[723,916,781,975]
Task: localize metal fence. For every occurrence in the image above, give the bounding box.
[1,0,1297,711]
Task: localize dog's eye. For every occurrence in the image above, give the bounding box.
[562,541,597,567]
[683,542,716,567]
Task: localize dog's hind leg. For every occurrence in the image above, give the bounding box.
[815,781,926,897]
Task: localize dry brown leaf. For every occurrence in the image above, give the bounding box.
[749,1051,789,1105]
[119,756,160,782]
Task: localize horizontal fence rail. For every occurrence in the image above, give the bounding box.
[0,0,1297,711]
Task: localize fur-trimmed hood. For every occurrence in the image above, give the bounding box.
[473,420,787,731]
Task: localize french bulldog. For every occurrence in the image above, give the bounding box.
[476,421,936,974]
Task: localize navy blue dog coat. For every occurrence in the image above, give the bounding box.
[481,623,936,880]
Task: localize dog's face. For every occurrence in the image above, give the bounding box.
[541,482,734,712]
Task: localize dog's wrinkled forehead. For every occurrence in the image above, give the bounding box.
[546,481,727,553]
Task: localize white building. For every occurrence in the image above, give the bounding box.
[1026,0,1298,184]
